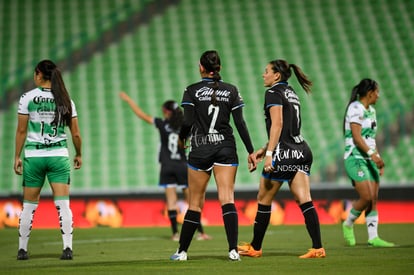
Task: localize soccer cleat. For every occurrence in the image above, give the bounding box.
[228,249,241,261]
[171,233,179,242]
[299,248,326,259]
[368,237,395,247]
[170,249,187,261]
[60,247,73,260]
[17,249,28,260]
[342,222,356,246]
[196,233,212,241]
[237,242,262,258]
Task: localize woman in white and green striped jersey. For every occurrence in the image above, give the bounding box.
[14,60,82,260]
[342,78,394,248]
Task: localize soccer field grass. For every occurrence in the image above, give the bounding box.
[1,224,413,274]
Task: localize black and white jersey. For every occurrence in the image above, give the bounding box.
[264,82,304,144]
[154,117,186,164]
[264,82,313,180]
[181,78,244,154]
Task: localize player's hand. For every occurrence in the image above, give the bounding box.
[14,157,23,175]
[379,167,384,176]
[255,147,266,162]
[248,152,257,172]
[263,156,274,173]
[371,153,384,169]
[74,155,82,169]
[119,91,130,101]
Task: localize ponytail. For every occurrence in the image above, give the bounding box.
[35,60,72,126]
[346,78,378,105]
[289,64,312,94]
[51,69,72,126]
[342,78,378,133]
[200,50,222,106]
[210,70,221,106]
[269,60,312,94]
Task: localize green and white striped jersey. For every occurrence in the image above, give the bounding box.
[18,87,77,158]
[344,101,377,159]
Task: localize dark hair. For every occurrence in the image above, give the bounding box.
[163,100,183,131]
[342,78,378,133]
[269,59,312,94]
[200,50,221,106]
[35,60,72,126]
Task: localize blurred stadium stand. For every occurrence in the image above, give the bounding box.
[1,0,413,197]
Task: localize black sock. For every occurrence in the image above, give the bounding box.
[168,210,178,234]
[197,223,204,234]
[251,204,271,251]
[222,203,238,251]
[300,201,322,248]
[178,210,200,252]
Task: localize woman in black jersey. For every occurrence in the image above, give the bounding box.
[238,59,326,259]
[170,50,257,261]
[119,92,211,241]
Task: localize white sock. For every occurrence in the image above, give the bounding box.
[344,208,362,227]
[54,199,73,250]
[19,202,38,251]
[366,211,378,241]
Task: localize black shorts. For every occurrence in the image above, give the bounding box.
[263,141,313,182]
[188,146,239,171]
[159,161,188,188]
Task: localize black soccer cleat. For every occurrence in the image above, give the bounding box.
[17,249,29,260]
[60,247,73,260]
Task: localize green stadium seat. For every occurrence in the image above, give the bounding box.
[1,0,413,195]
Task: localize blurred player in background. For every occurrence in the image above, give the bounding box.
[170,50,256,261]
[14,59,82,260]
[342,78,394,247]
[238,59,326,259]
[119,92,211,241]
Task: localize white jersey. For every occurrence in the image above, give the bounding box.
[344,101,377,159]
[18,87,77,157]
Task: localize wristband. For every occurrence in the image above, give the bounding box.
[367,148,375,156]
[265,150,273,157]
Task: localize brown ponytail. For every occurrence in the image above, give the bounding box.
[35,60,72,126]
[269,60,312,94]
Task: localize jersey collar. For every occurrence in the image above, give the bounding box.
[270,81,288,88]
[38,87,52,92]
